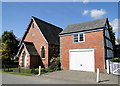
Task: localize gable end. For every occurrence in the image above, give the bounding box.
[32,17,48,44]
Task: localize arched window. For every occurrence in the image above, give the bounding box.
[41,46,45,59]
[32,23,34,28]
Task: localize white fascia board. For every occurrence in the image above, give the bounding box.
[16,43,24,57]
[23,43,30,56]
[69,48,94,52]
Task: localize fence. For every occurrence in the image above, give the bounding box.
[106,59,120,75]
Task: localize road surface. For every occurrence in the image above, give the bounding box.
[2,73,93,84]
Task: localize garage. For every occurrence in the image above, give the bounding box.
[69,49,95,72]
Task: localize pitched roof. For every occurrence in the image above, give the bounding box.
[19,16,63,46]
[32,16,63,45]
[24,41,39,56]
[60,18,108,35]
[17,41,39,56]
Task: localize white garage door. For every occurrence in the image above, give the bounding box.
[69,49,95,72]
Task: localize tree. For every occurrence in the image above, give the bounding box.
[0,43,9,60]
[0,31,19,64]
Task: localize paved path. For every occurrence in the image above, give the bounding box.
[2,73,92,84]
[41,70,119,84]
[2,70,120,84]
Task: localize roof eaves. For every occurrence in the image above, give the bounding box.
[59,27,104,36]
[32,16,62,30]
[16,43,24,57]
[23,42,30,56]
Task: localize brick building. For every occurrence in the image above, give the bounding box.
[59,18,114,72]
[17,16,62,69]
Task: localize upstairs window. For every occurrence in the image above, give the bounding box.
[74,34,78,42]
[79,34,84,41]
[73,33,85,43]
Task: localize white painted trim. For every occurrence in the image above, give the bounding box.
[16,43,24,56]
[23,43,30,56]
[17,42,30,57]
[59,28,103,37]
[69,48,94,52]
[73,33,85,43]
[42,58,46,60]
[69,48,95,72]
[22,51,27,67]
[32,17,48,44]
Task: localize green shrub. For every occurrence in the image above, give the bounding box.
[112,58,120,62]
[30,57,61,75]
[40,68,48,74]
[48,57,61,71]
[31,68,48,74]
[31,68,38,74]
[48,69,54,72]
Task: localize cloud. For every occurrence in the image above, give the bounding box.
[82,0,89,3]
[110,18,119,32]
[90,9,106,18]
[82,10,89,15]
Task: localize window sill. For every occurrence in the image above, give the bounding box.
[74,41,85,43]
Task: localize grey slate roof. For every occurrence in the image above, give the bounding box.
[24,42,39,56]
[60,18,108,34]
[32,16,63,45]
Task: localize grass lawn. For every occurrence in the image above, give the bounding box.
[1,67,61,76]
[3,72,34,76]
[1,68,35,76]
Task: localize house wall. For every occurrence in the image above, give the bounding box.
[104,25,114,59]
[19,48,30,69]
[60,30,105,72]
[24,21,49,68]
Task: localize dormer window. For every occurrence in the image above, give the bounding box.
[73,33,85,43]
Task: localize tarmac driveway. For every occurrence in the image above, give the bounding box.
[41,70,119,84]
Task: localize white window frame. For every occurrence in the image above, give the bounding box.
[73,34,78,43]
[73,33,85,43]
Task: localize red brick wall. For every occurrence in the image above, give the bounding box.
[24,21,49,68]
[19,48,30,69]
[60,30,105,72]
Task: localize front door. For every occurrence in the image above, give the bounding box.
[22,51,27,67]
